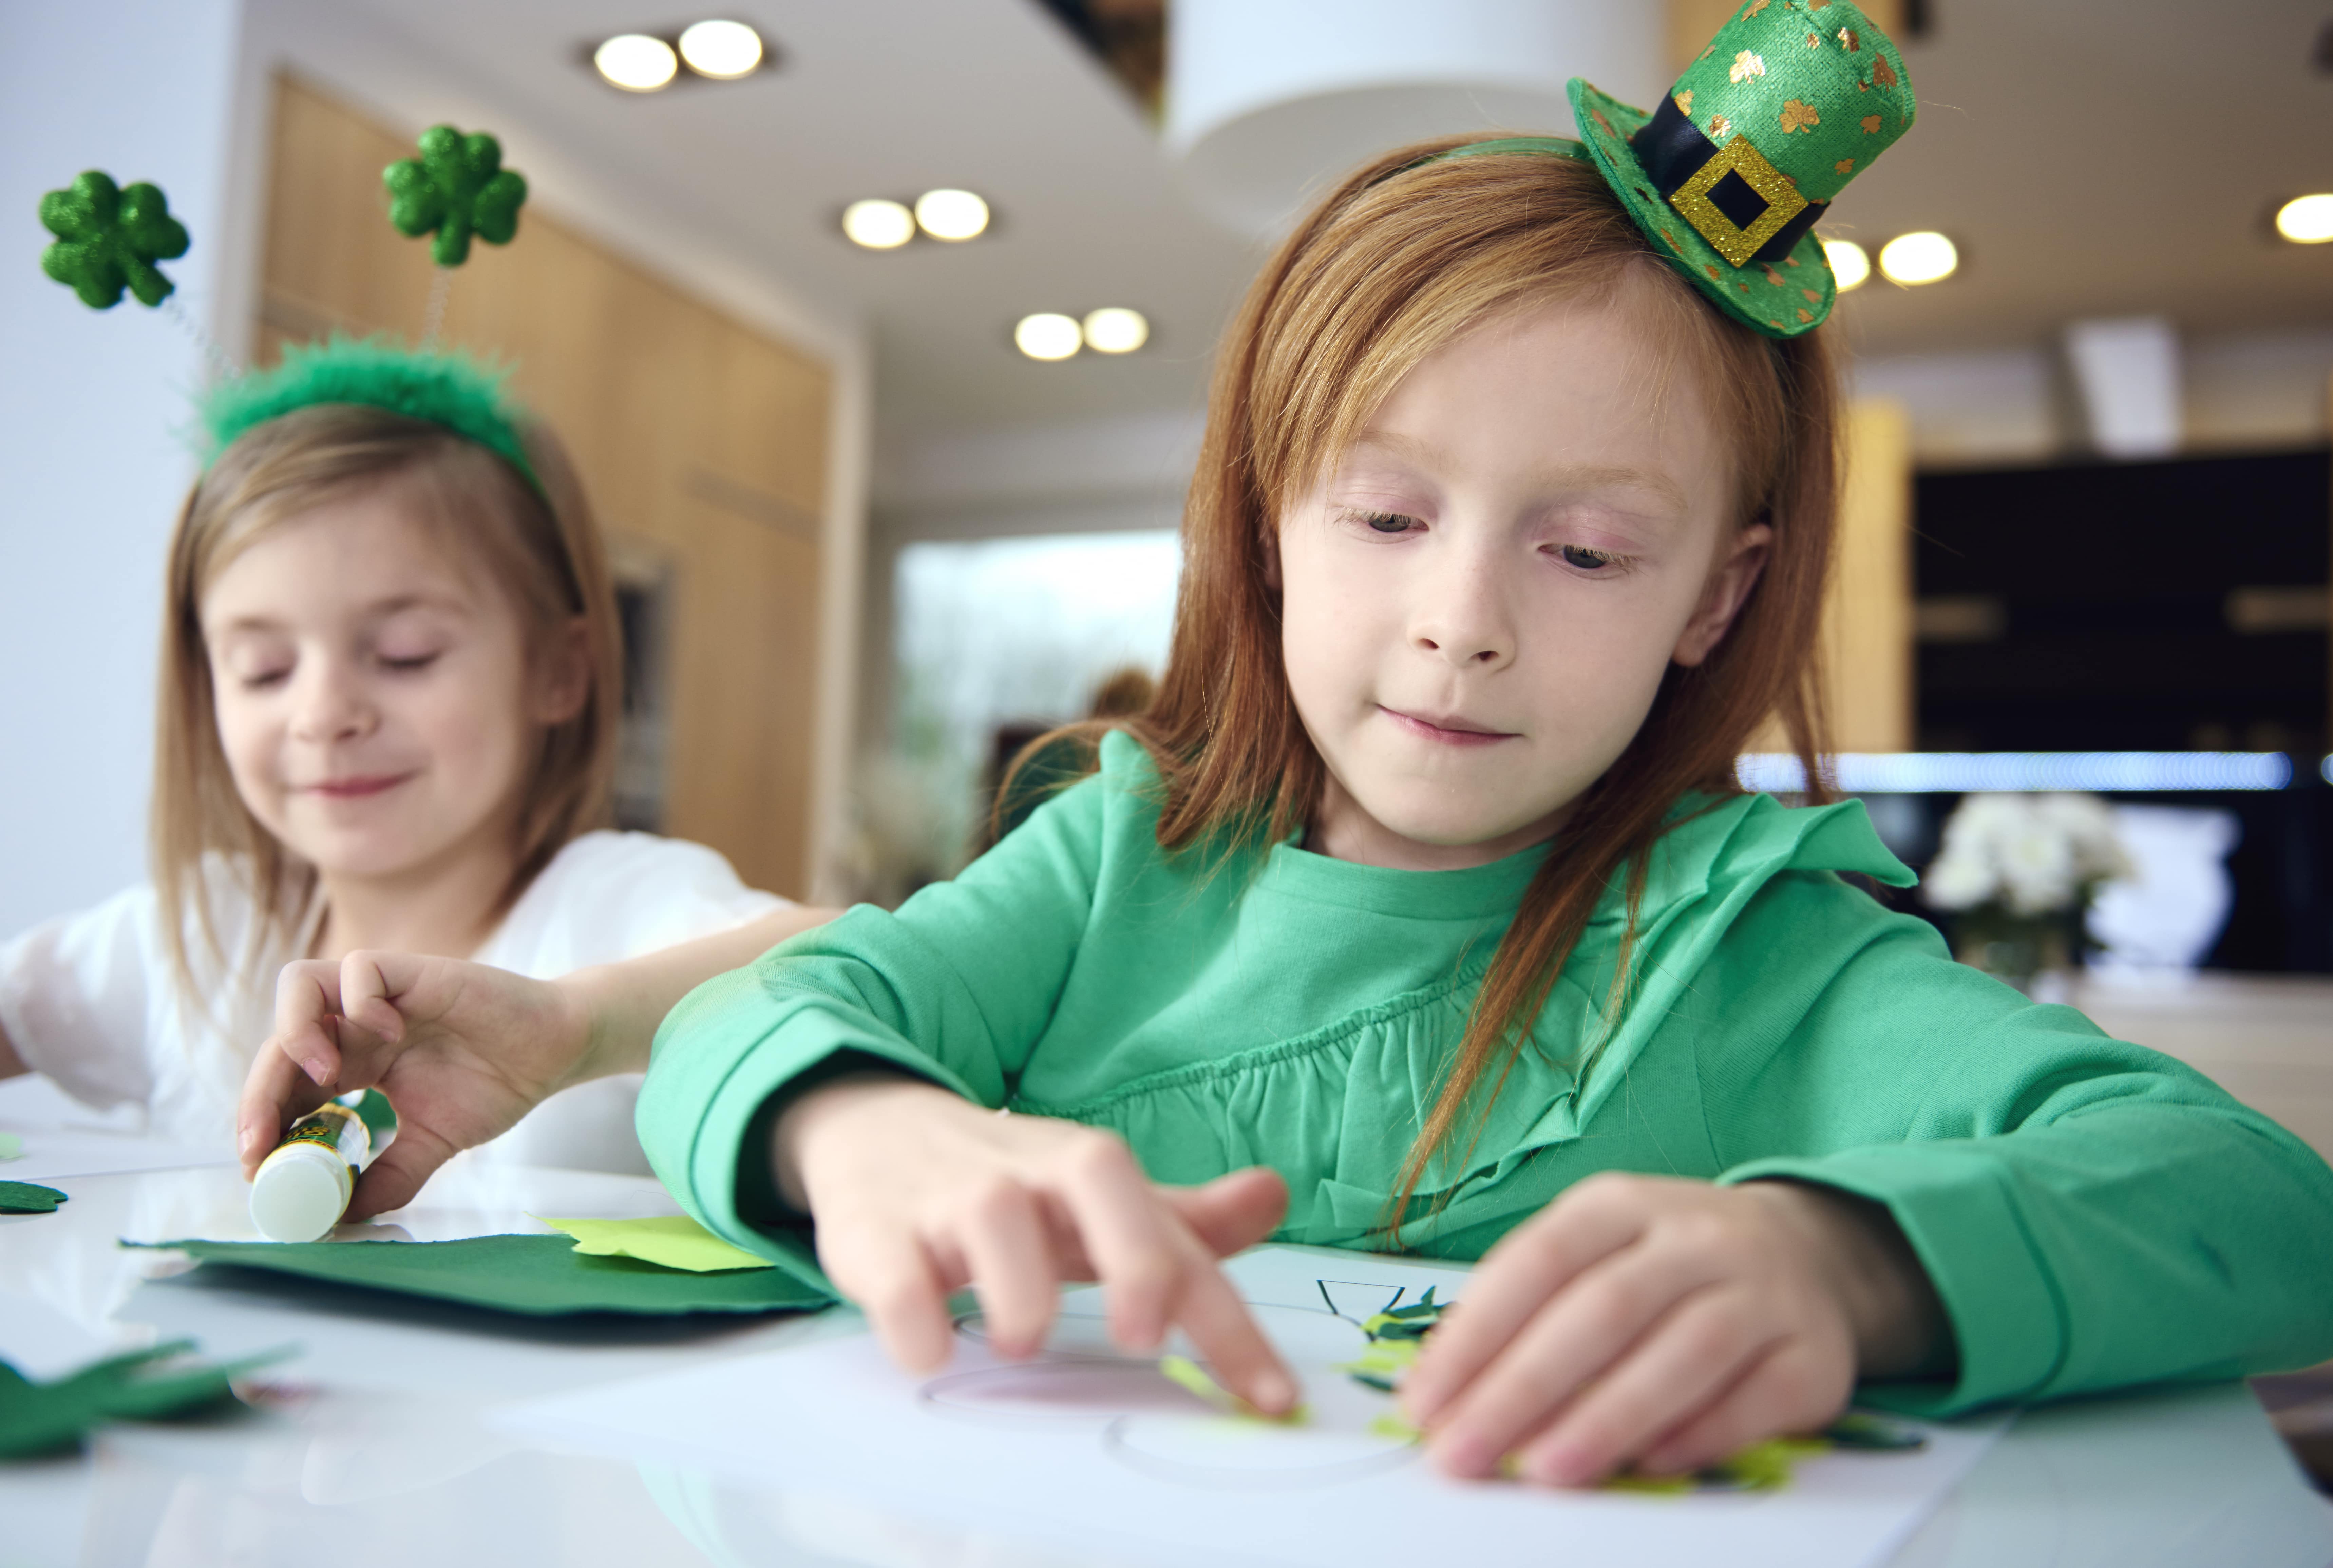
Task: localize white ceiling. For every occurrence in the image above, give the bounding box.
[337,0,2333,445]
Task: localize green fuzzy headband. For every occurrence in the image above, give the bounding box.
[199,336,540,490]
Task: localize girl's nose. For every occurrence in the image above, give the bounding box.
[1410,548,1517,671]
[287,660,376,742]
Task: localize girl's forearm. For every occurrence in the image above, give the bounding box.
[558,904,841,1085]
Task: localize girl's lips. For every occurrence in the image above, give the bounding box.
[1380,706,1517,747]
[303,773,415,800]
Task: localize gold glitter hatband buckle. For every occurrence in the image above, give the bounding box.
[1631,94,1826,268]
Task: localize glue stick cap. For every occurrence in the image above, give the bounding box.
[249,1140,354,1243]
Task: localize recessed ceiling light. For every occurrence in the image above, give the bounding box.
[2275,193,2333,244]
[916,189,990,242]
[1878,230,1957,286]
[1821,238,1870,292]
[842,199,915,250]
[677,19,763,78]
[1082,307,1149,354]
[595,33,678,92]
[1015,313,1082,361]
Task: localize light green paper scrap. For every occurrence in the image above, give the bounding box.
[0,1132,22,1160]
[1158,1354,1307,1425]
[533,1213,774,1273]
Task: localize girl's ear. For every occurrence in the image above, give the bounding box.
[532,617,594,725]
[1672,522,1772,667]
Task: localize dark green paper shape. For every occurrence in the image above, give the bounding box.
[0,1181,67,1214]
[0,1340,287,1459]
[130,1235,832,1317]
[382,127,527,267]
[39,172,190,309]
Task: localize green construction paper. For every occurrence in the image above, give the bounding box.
[0,1340,289,1459]
[129,1235,831,1317]
[0,1133,25,1159]
[534,1213,774,1273]
[0,1181,65,1214]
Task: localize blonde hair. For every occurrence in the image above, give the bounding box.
[150,402,623,993]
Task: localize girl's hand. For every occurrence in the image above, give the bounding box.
[1399,1173,1947,1487]
[237,952,594,1218]
[780,1074,1300,1415]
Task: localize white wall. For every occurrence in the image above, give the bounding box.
[0,0,246,938]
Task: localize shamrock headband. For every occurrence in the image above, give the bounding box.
[1414,0,1914,338]
[199,336,541,491]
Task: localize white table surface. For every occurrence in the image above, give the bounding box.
[4,1148,2331,1568]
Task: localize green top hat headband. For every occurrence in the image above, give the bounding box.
[1425,0,1914,338]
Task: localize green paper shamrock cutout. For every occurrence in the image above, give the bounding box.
[383,126,527,268]
[39,172,190,310]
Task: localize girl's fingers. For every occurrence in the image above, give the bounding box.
[1511,1292,1770,1486]
[1160,1166,1289,1258]
[1403,1182,1647,1426]
[1050,1134,1188,1353]
[1045,1136,1295,1413]
[268,961,348,1087]
[956,1182,1063,1359]
[1424,1244,1709,1479]
[828,1227,959,1375]
[1165,1241,1298,1416]
[346,1120,459,1220]
[1638,1341,1837,1477]
[335,950,411,1042]
[235,1040,314,1174]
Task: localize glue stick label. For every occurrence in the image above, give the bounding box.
[277,1103,371,1171]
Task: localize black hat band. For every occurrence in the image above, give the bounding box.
[1632,95,1828,268]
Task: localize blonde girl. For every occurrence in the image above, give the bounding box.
[246,4,2333,1486]
[0,339,828,1178]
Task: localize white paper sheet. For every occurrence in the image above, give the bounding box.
[496,1244,2005,1568]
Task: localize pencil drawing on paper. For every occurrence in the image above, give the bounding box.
[922,1272,1445,1490]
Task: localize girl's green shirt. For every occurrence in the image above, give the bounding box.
[639,732,2333,1414]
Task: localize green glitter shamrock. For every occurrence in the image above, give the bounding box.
[39,172,190,309]
[382,126,527,268]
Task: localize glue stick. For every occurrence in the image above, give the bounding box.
[249,1101,372,1242]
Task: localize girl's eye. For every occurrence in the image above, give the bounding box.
[379,652,442,673]
[238,668,291,691]
[1555,544,1618,571]
[1353,510,1419,535]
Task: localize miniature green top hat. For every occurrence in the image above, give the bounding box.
[1569,0,1915,337]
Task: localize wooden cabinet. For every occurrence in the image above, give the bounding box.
[256,75,829,897]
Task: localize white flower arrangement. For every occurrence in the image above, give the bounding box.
[1923,793,2133,918]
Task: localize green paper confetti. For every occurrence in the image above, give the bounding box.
[382,126,527,268]
[0,1181,66,1214]
[129,1234,830,1317]
[1337,1285,1447,1393]
[0,1132,23,1160]
[0,1340,290,1459]
[39,171,190,309]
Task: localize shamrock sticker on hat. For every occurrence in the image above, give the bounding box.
[1567,0,1915,337]
[383,126,528,269]
[39,172,190,310]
